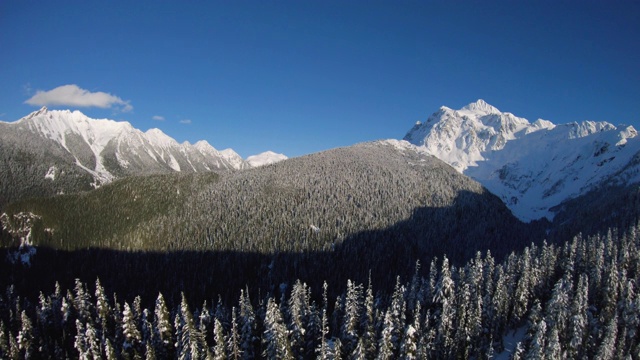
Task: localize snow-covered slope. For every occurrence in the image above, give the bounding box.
[246,151,288,167]
[404,100,640,221]
[0,107,278,192]
[219,148,250,170]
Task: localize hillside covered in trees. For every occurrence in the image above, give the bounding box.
[1,142,548,303]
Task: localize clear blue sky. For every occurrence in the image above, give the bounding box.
[1,1,638,158]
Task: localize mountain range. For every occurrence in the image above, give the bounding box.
[3,101,638,227]
[0,107,286,207]
[404,99,640,221]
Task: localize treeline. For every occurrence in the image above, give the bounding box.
[1,224,639,359]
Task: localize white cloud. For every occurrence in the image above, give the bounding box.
[180,119,192,124]
[25,84,132,112]
[152,115,165,121]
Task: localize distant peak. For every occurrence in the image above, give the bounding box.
[460,99,501,114]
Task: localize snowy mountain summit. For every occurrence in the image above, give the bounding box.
[404,100,640,221]
[246,151,288,167]
[0,107,284,188]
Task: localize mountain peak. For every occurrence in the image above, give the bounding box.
[403,100,640,221]
[25,106,49,119]
[246,151,288,167]
[459,99,501,115]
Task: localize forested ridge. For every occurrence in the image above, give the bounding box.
[3,142,536,255]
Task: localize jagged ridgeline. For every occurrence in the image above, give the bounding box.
[1,141,543,302]
[0,107,251,210]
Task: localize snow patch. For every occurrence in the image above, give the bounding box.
[494,326,527,360]
[45,166,57,180]
[167,153,181,171]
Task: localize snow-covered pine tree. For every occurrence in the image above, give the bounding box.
[95,278,112,341]
[122,301,143,358]
[227,308,242,360]
[341,279,363,356]
[399,302,421,359]
[153,292,173,358]
[287,280,311,359]
[175,293,207,360]
[16,310,34,359]
[238,289,256,360]
[213,317,227,360]
[262,297,292,360]
[567,273,588,359]
[433,256,455,358]
[595,314,618,360]
[524,319,546,360]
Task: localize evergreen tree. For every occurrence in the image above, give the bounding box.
[433,256,455,358]
[95,278,112,340]
[122,301,143,358]
[175,293,206,360]
[73,278,93,325]
[74,320,88,359]
[153,292,173,358]
[17,310,34,359]
[213,317,227,360]
[341,279,362,356]
[227,309,242,360]
[287,280,311,359]
[399,302,421,359]
[262,297,292,360]
[85,320,103,359]
[238,289,256,360]
[316,308,331,360]
[595,314,618,360]
[544,326,561,360]
[524,319,546,360]
[567,274,588,359]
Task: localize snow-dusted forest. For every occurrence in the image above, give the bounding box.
[1,226,639,359]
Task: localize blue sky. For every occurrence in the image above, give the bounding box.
[1,1,638,158]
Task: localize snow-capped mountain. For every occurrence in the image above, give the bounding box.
[0,107,281,193]
[404,100,640,221]
[246,151,288,167]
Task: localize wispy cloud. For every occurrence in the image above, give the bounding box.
[180,119,192,124]
[25,84,133,112]
[152,115,165,121]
